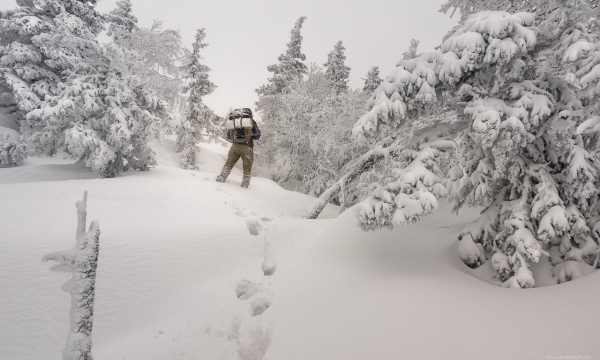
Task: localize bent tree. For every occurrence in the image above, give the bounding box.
[313,3,600,288]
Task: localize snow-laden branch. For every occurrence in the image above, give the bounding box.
[306,145,393,219]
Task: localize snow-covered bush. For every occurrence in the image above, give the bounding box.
[42,191,100,360]
[0,134,27,167]
[347,5,600,287]
[176,28,217,169]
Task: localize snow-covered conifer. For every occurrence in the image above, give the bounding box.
[257,16,308,96]
[19,1,168,177]
[362,66,383,93]
[177,28,216,169]
[0,134,27,167]
[43,191,100,360]
[439,0,540,22]
[107,0,138,36]
[331,5,600,287]
[0,0,104,148]
[324,40,351,94]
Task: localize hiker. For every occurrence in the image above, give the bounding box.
[216,108,261,188]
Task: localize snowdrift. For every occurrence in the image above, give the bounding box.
[0,141,598,360]
[266,204,600,360]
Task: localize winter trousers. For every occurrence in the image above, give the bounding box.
[217,143,254,183]
[226,144,254,175]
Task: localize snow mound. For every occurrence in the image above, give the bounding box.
[265,202,600,360]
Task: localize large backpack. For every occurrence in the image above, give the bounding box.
[226,108,253,144]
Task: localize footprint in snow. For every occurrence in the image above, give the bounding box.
[261,236,276,276]
[235,209,246,217]
[235,279,262,300]
[250,296,272,316]
[246,217,263,236]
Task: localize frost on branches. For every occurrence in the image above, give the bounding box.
[0,0,168,177]
[177,28,216,169]
[257,65,369,200]
[43,191,100,360]
[108,1,189,122]
[0,0,103,144]
[0,134,27,167]
[352,7,600,288]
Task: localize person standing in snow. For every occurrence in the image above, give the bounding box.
[216,108,261,188]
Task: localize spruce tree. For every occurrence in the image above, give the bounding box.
[342,3,600,287]
[0,0,169,177]
[256,16,308,96]
[106,0,138,38]
[177,29,216,169]
[324,40,351,94]
[362,66,383,93]
[0,0,104,153]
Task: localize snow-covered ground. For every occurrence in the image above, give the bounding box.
[1,140,599,360]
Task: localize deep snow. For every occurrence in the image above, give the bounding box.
[0,139,599,360]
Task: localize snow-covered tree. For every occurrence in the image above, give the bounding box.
[258,64,369,200]
[106,0,138,35]
[43,191,100,360]
[315,5,600,287]
[107,2,188,120]
[1,1,171,176]
[362,66,383,93]
[439,0,541,22]
[177,28,216,169]
[256,16,309,176]
[0,0,170,177]
[0,0,104,149]
[0,134,27,167]
[106,3,184,137]
[256,16,308,96]
[133,20,189,119]
[324,40,351,94]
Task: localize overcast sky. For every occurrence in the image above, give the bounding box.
[1,0,458,117]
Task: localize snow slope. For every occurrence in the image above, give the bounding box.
[0,143,338,360]
[0,142,599,360]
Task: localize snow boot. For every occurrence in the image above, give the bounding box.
[241,174,251,188]
[216,166,232,183]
